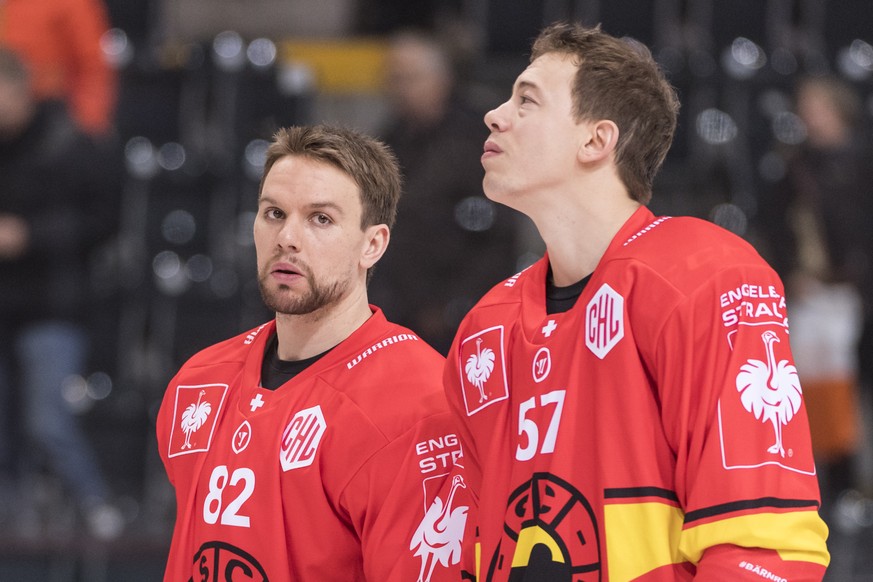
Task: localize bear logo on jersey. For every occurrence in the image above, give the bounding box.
[586,284,624,359]
[168,384,227,458]
[280,405,326,471]
[485,473,600,581]
[720,326,815,474]
[458,326,509,416]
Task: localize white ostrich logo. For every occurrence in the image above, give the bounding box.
[180,389,212,450]
[410,475,469,582]
[735,330,803,457]
[465,338,495,403]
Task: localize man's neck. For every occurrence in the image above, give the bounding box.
[274,290,373,361]
[534,184,640,286]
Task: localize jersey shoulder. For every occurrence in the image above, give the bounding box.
[325,319,450,441]
[179,321,272,372]
[615,215,774,290]
[470,259,543,310]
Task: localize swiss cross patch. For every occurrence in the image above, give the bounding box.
[280,405,327,471]
[719,326,815,474]
[458,326,509,416]
[167,384,228,458]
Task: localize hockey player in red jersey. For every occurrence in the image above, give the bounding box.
[156,125,468,581]
[444,22,830,581]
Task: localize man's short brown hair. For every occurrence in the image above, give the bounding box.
[531,22,680,204]
[260,124,402,230]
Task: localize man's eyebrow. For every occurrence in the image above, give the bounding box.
[307,201,344,215]
[514,79,539,93]
[257,198,342,213]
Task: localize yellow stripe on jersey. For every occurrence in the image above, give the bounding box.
[604,502,686,580]
[679,510,830,566]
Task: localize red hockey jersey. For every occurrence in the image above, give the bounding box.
[157,308,469,581]
[444,206,829,581]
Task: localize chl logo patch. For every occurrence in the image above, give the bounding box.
[168,384,227,458]
[459,326,509,416]
[280,405,327,471]
[586,284,624,359]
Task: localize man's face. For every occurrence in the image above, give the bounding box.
[796,85,847,149]
[0,77,33,139]
[384,39,450,123]
[254,155,376,316]
[481,53,586,206]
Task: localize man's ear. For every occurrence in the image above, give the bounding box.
[361,224,390,270]
[578,119,619,164]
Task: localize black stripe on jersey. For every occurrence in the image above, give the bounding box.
[684,497,820,524]
[603,487,679,502]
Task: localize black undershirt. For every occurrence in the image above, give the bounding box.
[258,269,587,383]
[259,332,333,390]
[546,267,591,315]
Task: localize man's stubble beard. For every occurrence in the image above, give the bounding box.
[258,266,348,317]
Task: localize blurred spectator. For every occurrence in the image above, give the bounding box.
[368,29,521,354]
[0,47,123,539]
[754,75,873,528]
[0,0,117,137]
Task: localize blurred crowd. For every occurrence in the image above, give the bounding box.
[1,0,873,579]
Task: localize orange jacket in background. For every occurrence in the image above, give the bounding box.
[0,0,117,136]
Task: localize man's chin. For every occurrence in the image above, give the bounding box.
[259,277,346,317]
[260,287,313,315]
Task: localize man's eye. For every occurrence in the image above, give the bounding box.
[265,208,283,219]
[314,213,332,225]
[520,95,534,105]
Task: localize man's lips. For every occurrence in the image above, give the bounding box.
[483,140,503,153]
[270,262,303,282]
[271,261,300,274]
[482,140,503,160]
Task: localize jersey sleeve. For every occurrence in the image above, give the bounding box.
[443,327,486,579]
[339,407,470,582]
[653,261,829,579]
[155,369,183,487]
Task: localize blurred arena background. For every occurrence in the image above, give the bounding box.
[2,0,873,579]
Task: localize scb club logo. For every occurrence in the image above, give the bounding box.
[486,473,600,582]
[189,541,268,581]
